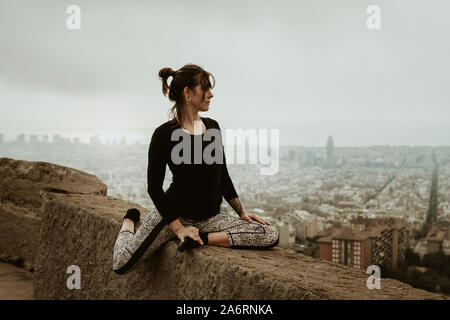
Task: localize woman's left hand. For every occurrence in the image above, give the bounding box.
[240,211,271,225]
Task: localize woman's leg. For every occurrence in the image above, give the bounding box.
[207,232,231,247]
[196,213,280,249]
[112,208,178,275]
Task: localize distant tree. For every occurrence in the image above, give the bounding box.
[405,248,421,266]
[423,250,450,276]
[312,249,320,259]
[411,273,437,292]
[441,279,450,295]
[406,269,423,284]
[306,236,320,243]
[381,265,404,281]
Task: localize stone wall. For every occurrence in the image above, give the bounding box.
[1,157,447,299]
[0,157,106,269]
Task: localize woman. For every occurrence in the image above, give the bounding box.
[113,63,279,275]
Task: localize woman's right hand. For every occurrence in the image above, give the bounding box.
[174,226,204,245]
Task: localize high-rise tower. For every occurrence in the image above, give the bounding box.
[326,135,336,168]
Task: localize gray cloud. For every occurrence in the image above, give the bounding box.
[1,0,449,146]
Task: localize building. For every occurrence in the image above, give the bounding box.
[89,134,101,146]
[52,134,63,145]
[29,134,39,144]
[289,149,298,161]
[288,210,329,240]
[318,227,371,270]
[73,137,81,145]
[299,149,315,166]
[17,134,25,144]
[279,223,296,247]
[425,226,445,254]
[443,240,450,256]
[392,219,409,267]
[317,219,408,270]
[414,240,428,259]
[413,226,447,258]
[326,135,336,168]
[369,225,393,267]
[304,216,327,238]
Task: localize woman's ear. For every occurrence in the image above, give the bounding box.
[183,87,191,102]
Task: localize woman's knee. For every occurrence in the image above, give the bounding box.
[228,223,280,249]
[141,208,163,229]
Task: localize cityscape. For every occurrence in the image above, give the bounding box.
[1,132,449,295]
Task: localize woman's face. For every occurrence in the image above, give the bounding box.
[188,84,214,111]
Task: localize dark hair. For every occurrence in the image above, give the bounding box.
[158,63,215,128]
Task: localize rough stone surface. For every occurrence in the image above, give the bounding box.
[0,262,34,300]
[0,157,106,207]
[1,157,447,300]
[0,203,40,270]
[0,157,107,270]
[33,193,447,300]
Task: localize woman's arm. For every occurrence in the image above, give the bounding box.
[213,119,239,206]
[221,145,239,203]
[227,196,245,217]
[169,219,204,245]
[168,219,184,233]
[220,148,247,217]
[214,119,270,225]
[147,126,178,224]
[228,196,271,225]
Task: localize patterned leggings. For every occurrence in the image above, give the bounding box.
[112,209,280,275]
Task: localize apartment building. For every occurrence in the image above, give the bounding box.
[318,218,408,270]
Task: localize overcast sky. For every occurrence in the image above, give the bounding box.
[1,0,449,146]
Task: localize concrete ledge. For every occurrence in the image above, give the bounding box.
[0,157,106,270]
[1,157,447,300]
[0,202,41,270]
[33,193,447,300]
[0,157,106,207]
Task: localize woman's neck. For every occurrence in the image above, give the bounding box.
[182,105,201,129]
[181,107,201,129]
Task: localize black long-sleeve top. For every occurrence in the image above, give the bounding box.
[147,116,239,224]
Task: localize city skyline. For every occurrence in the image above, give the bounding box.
[1,0,450,147]
[1,119,449,297]
[2,131,450,148]
[2,0,450,301]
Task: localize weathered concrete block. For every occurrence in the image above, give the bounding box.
[0,157,107,270]
[1,157,447,300]
[0,157,106,207]
[0,202,41,269]
[33,193,447,300]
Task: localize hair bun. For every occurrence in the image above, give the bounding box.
[158,67,174,80]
